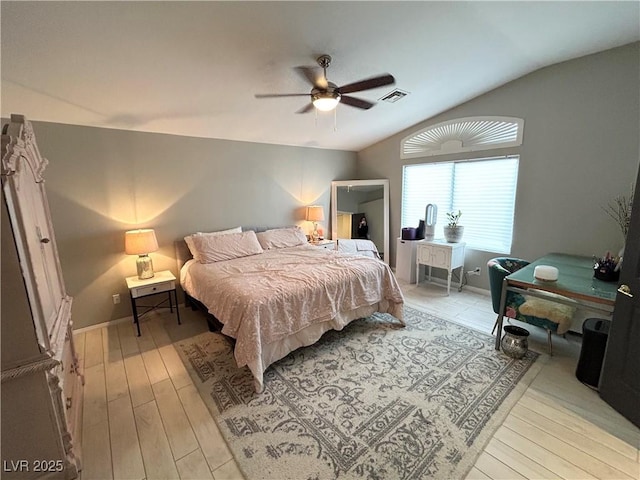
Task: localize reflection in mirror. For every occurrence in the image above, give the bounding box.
[331,179,389,264]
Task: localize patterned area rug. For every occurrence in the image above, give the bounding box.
[176,306,541,479]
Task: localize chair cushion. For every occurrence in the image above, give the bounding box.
[518,296,576,335]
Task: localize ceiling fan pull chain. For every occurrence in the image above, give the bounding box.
[334,108,337,132]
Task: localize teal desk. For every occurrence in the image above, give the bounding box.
[495,253,617,350]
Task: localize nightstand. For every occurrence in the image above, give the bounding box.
[416,240,466,295]
[310,239,336,250]
[126,270,181,336]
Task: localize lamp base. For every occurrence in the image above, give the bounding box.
[136,255,154,280]
[311,223,320,242]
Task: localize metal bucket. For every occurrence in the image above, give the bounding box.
[501,325,530,359]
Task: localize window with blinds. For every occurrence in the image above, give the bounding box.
[401,156,519,253]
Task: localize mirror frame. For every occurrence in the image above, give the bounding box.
[331,179,390,265]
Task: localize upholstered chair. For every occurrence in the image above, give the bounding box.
[487,257,576,355]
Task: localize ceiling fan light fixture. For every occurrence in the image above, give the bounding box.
[312,91,341,111]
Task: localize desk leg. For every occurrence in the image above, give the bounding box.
[495,277,508,350]
[130,294,141,337]
[447,270,452,295]
[459,265,464,292]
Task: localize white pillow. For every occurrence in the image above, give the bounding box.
[190,230,263,263]
[184,227,242,261]
[256,226,308,250]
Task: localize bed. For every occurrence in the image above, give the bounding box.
[336,238,381,259]
[176,226,404,392]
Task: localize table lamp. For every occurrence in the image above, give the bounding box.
[306,205,325,242]
[125,229,159,279]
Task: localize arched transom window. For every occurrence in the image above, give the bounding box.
[401,116,524,159]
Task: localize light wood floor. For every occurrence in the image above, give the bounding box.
[75,281,639,480]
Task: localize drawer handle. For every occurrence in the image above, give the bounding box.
[152,287,157,291]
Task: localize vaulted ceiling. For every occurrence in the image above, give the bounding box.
[2,1,638,151]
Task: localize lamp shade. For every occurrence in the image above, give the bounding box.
[312,93,340,111]
[125,229,158,255]
[306,205,325,222]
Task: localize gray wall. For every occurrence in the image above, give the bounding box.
[28,123,356,328]
[8,43,639,328]
[357,42,640,290]
[336,189,369,214]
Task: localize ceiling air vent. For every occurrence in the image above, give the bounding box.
[380,89,408,103]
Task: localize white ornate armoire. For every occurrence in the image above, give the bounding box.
[1,115,83,479]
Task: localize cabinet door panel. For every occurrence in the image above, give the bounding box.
[5,154,66,346]
[7,165,56,347]
[431,247,451,269]
[417,245,432,264]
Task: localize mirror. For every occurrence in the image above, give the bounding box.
[331,179,389,264]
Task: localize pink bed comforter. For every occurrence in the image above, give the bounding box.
[181,244,404,389]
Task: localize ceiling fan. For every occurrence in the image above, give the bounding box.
[255,55,395,113]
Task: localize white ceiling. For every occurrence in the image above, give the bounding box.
[2,1,639,152]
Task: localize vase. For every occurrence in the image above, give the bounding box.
[501,325,530,359]
[443,226,464,243]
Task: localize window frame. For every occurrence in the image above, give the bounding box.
[401,155,519,254]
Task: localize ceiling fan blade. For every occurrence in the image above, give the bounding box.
[338,74,395,94]
[296,103,315,114]
[340,95,375,110]
[295,66,328,89]
[255,93,309,98]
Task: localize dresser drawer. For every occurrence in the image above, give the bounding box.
[130,280,175,298]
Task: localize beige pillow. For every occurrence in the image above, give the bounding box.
[256,227,308,250]
[519,297,576,334]
[184,227,242,261]
[190,230,263,263]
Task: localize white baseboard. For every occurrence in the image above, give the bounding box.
[73,316,133,334]
[416,275,490,296]
[73,303,187,333]
[463,284,491,296]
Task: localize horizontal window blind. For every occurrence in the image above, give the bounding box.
[401,156,519,254]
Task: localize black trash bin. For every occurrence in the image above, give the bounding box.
[575,318,611,389]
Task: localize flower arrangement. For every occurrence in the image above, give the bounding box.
[602,184,634,238]
[446,210,462,228]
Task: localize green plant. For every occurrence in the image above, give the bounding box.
[602,184,634,237]
[446,210,462,228]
